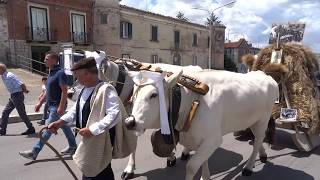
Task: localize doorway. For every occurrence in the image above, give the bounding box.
[31,46,50,74]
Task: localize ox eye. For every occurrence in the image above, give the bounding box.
[150,93,158,99]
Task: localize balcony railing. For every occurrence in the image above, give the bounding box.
[25,27,57,42]
[71,31,91,45]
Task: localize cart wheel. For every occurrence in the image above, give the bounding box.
[291,131,320,152]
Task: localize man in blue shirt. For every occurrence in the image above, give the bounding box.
[19,51,77,160]
[0,63,35,136]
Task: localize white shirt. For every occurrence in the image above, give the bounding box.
[61,86,121,136]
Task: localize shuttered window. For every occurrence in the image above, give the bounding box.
[120,21,132,39]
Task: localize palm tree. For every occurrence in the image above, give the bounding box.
[206,12,221,26]
[176,11,189,22]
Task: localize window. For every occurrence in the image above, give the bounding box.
[207,36,210,48]
[173,53,181,65]
[71,13,86,43]
[120,21,132,39]
[100,13,108,24]
[30,6,48,41]
[151,55,159,63]
[192,33,198,47]
[174,30,180,48]
[151,25,158,41]
[192,55,197,65]
[122,54,130,59]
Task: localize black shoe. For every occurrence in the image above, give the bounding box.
[0,130,6,136]
[37,120,45,125]
[21,127,35,135]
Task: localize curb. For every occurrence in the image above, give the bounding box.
[0,113,43,124]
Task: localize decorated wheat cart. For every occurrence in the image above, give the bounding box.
[245,43,320,151]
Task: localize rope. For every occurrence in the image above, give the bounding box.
[38,127,78,180]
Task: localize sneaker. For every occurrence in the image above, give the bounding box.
[37,120,45,126]
[19,150,38,160]
[60,146,77,155]
[21,127,35,135]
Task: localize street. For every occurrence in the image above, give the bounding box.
[0,122,319,180]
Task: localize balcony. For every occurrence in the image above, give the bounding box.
[25,27,57,43]
[71,31,91,46]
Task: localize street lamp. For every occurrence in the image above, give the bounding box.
[192,0,235,69]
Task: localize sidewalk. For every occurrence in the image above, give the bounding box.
[0,68,74,124]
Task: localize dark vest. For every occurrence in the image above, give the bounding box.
[76,88,115,146]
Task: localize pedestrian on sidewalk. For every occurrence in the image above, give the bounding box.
[0,63,35,136]
[48,57,123,180]
[36,76,48,125]
[19,51,77,160]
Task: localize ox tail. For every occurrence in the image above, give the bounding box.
[264,117,276,145]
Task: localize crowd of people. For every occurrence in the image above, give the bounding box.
[0,52,123,180]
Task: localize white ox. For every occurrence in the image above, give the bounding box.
[67,50,203,179]
[125,70,279,180]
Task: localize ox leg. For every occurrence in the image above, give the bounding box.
[185,139,221,180]
[200,160,210,180]
[243,120,268,176]
[121,151,136,180]
[181,147,191,161]
[167,152,177,167]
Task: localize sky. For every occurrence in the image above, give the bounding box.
[120,0,320,53]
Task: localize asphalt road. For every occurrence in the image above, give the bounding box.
[0,122,319,180]
[1,68,320,180]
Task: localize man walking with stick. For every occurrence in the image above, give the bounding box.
[48,57,125,179]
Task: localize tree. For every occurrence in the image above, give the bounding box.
[206,12,221,26]
[224,54,237,72]
[176,11,189,22]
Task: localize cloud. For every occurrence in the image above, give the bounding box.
[120,0,320,52]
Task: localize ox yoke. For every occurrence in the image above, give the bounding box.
[176,70,279,146]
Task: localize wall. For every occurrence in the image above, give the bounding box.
[0,3,8,63]
[118,7,212,68]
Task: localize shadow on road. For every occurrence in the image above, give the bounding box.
[134,148,243,180]
[232,162,314,180]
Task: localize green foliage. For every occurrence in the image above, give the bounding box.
[176,11,189,22]
[224,54,237,72]
[206,12,221,26]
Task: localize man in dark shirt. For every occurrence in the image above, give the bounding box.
[19,51,77,160]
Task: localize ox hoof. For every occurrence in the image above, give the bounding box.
[260,155,268,163]
[242,168,253,176]
[121,172,134,180]
[167,157,176,167]
[180,152,190,161]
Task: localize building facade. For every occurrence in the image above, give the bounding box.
[224,38,260,72]
[2,0,93,73]
[93,0,225,69]
[1,0,226,71]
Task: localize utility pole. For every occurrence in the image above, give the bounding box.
[192,0,235,69]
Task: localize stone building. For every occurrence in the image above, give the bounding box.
[0,0,8,63]
[224,38,260,72]
[94,0,225,69]
[1,0,226,71]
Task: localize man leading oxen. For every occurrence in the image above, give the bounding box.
[67,50,203,179]
[125,69,279,180]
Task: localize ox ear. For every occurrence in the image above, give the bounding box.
[165,70,183,87]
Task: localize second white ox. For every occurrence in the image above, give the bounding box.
[125,70,279,180]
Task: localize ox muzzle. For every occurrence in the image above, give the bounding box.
[125,115,136,130]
